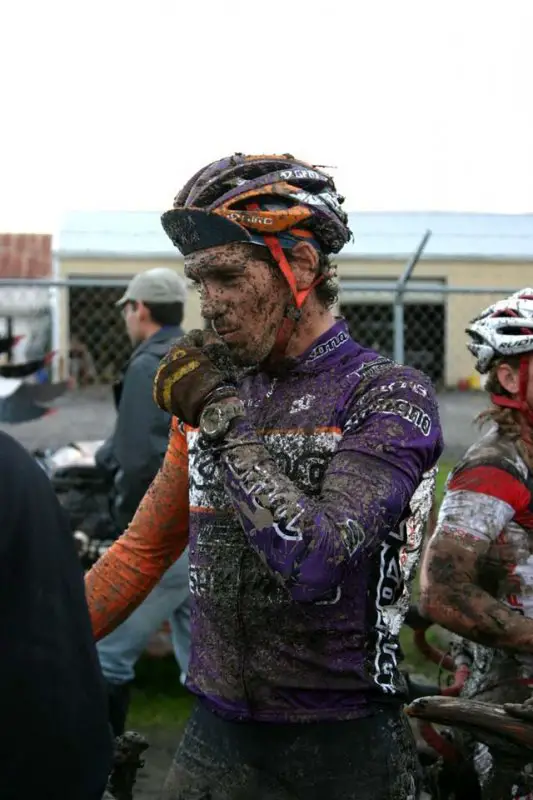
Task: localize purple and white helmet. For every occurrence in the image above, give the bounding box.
[466,288,533,373]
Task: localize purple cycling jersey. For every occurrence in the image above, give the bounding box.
[183,319,443,722]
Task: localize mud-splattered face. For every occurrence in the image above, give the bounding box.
[184,243,290,365]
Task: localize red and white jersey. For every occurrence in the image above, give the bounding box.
[436,427,533,694]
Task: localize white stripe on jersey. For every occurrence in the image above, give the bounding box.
[437,489,515,543]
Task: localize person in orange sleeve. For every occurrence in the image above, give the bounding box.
[87,416,189,640]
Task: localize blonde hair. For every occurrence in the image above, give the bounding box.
[477,355,533,468]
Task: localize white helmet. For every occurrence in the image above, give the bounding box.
[466,288,533,374]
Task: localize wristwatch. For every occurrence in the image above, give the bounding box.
[199,399,245,441]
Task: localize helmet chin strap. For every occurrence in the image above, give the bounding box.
[261,233,324,368]
[246,203,324,370]
[491,354,533,441]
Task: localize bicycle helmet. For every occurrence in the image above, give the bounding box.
[161,153,352,360]
[466,288,533,422]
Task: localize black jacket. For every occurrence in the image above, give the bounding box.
[0,431,112,800]
[96,325,182,531]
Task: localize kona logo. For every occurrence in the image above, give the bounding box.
[306,330,348,362]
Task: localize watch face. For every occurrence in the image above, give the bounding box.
[202,405,224,437]
[200,401,244,440]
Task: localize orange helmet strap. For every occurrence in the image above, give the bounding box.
[247,202,324,364]
[262,233,324,310]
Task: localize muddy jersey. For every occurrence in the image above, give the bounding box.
[437,428,533,697]
[181,319,442,721]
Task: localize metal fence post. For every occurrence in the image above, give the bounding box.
[393,230,432,364]
[5,316,13,363]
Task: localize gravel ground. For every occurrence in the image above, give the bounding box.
[0,385,117,452]
[129,726,183,800]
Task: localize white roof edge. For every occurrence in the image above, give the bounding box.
[54,249,179,261]
[54,210,533,261]
[54,248,533,264]
[334,252,533,263]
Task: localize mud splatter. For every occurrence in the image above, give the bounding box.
[161,701,420,799]
[184,243,290,367]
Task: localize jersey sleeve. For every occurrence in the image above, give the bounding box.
[86,418,190,639]
[217,367,443,603]
[436,460,531,544]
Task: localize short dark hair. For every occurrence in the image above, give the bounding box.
[129,300,184,326]
[250,244,338,309]
[312,251,338,309]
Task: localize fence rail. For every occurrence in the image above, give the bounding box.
[0,276,524,389]
[0,276,523,294]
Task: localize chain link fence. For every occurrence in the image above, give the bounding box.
[0,278,132,386]
[340,296,446,385]
[68,283,131,385]
[0,277,521,390]
[339,283,515,389]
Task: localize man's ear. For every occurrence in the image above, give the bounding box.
[289,241,319,290]
[136,301,150,323]
[496,361,519,395]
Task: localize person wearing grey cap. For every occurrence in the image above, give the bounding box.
[93,266,191,738]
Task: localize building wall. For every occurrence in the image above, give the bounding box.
[0,233,52,278]
[0,234,53,365]
[337,258,533,386]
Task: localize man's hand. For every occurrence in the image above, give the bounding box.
[153,329,239,426]
[504,697,533,722]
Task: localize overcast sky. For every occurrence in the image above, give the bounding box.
[1,0,532,233]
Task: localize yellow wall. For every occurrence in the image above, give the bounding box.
[58,255,533,387]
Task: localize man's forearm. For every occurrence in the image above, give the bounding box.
[218,418,348,600]
[421,549,533,652]
[217,416,414,602]
[85,544,162,639]
[85,428,190,639]
[422,582,533,652]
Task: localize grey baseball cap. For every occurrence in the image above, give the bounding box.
[116,267,187,306]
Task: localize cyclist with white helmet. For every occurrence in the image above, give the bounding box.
[421,288,533,798]
[84,153,443,799]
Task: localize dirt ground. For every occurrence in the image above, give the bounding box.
[131,725,183,799]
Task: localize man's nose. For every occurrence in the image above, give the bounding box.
[200,286,224,321]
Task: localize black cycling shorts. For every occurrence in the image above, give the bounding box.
[161,700,420,800]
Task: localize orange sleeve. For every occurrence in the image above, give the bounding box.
[85,418,189,640]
